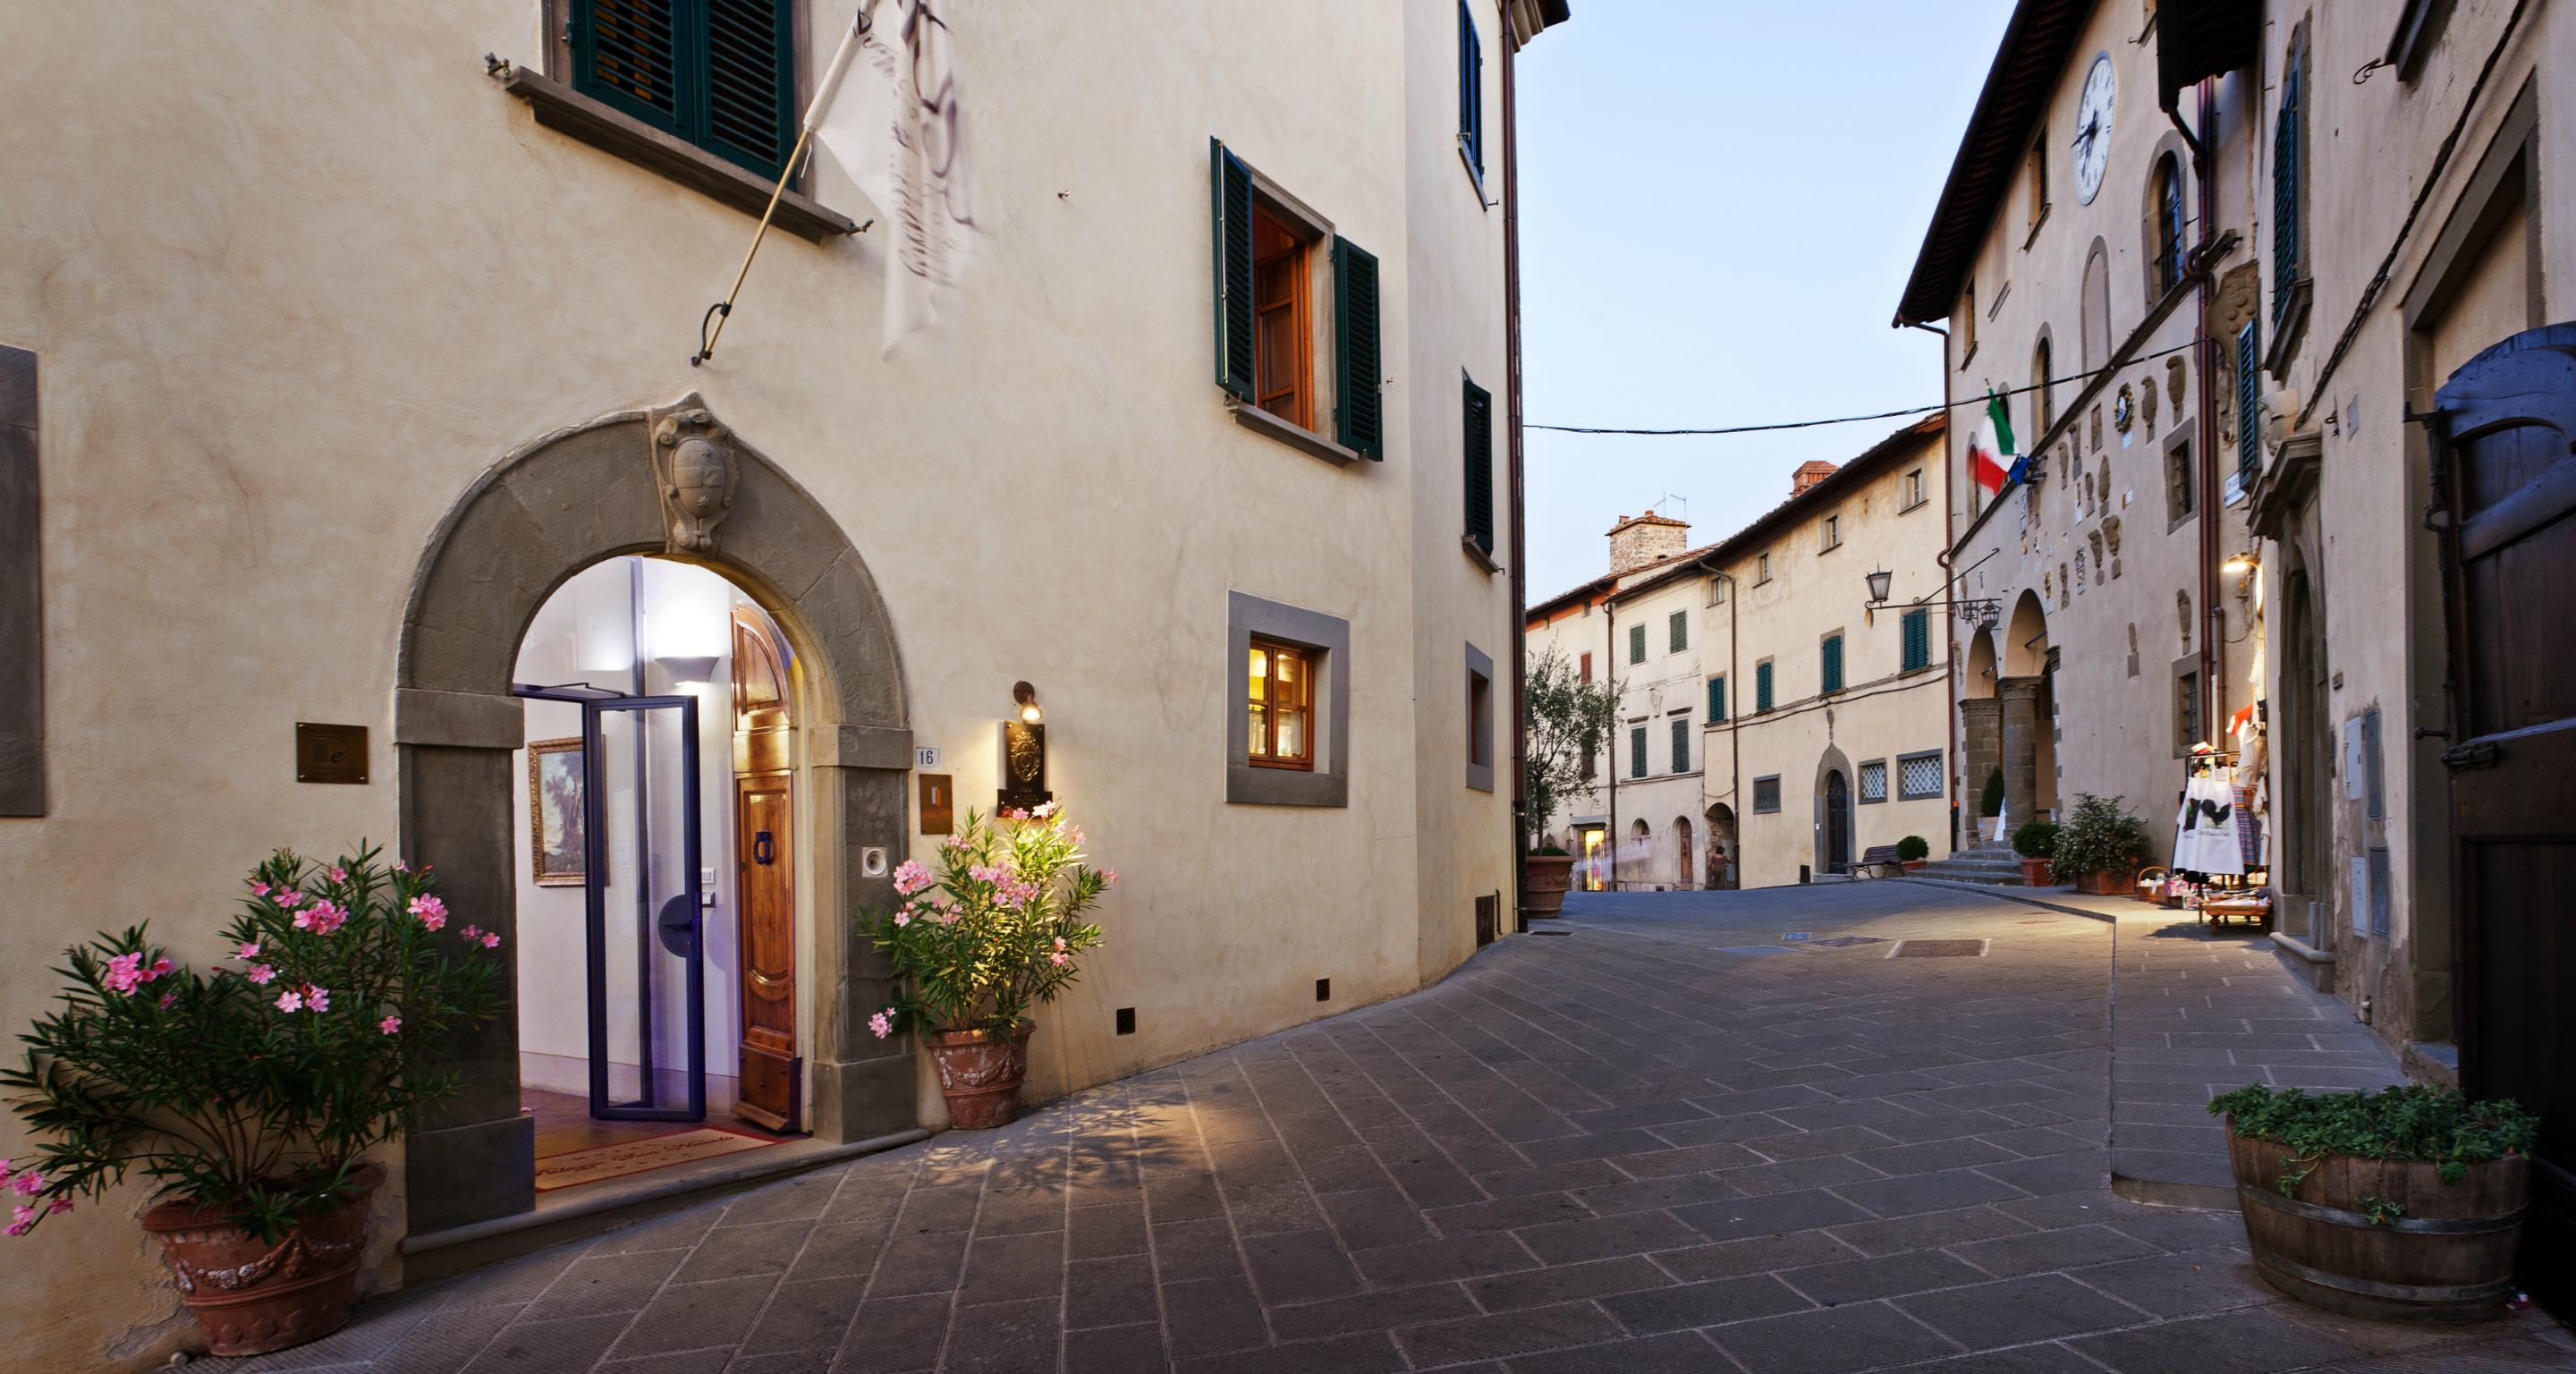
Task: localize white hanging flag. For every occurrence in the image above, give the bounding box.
[806,0,977,352]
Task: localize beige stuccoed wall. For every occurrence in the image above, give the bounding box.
[1707,437,1953,890]
[2244,0,2574,1048]
[1605,574,1710,889]
[1936,2,2259,867]
[0,2,1528,1364]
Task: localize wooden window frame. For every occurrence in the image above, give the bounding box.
[555,0,801,184]
[1252,205,1316,430]
[1247,637,1316,771]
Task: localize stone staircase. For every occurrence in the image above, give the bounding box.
[1914,844,2028,886]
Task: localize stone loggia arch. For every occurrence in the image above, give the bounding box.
[394,395,916,1237]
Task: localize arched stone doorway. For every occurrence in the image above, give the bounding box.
[395,395,917,1237]
[1959,628,2002,847]
[1672,817,1694,890]
[1998,591,2052,828]
[1705,802,1736,889]
[1812,744,1853,878]
[1626,818,1651,892]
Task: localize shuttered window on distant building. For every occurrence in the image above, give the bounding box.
[1462,377,1495,553]
[1630,725,1648,779]
[2237,319,2261,480]
[1629,623,1647,664]
[1668,609,1688,653]
[1671,717,1690,774]
[1902,609,1931,673]
[1820,633,1844,695]
[1707,675,1725,722]
[572,0,796,181]
[2273,51,2302,320]
[1755,661,1774,713]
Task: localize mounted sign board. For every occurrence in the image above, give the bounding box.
[915,746,942,769]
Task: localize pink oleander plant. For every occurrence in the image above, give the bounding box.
[860,805,1110,1040]
[0,843,503,1241]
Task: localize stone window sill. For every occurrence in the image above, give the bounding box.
[1461,537,1503,575]
[502,68,862,242]
[1230,399,1364,467]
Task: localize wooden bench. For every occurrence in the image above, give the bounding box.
[1848,844,1904,878]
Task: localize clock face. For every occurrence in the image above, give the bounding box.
[2072,53,2114,205]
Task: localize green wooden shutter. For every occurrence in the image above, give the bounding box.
[1335,239,1384,458]
[1628,623,1646,664]
[1708,676,1725,722]
[1755,661,1774,712]
[699,0,795,181]
[1671,717,1690,774]
[1462,377,1494,551]
[1457,0,1484,176]
[1630,725,1647,779]
[572,0,792,182]
[1902,609,1930,672]
[2236,319,2261,479]
[1821,634,1844,694]
[1668,609,1687,652]
[1211,142,1257,401]
[2272,59,2301,321]
[573,0,684,135]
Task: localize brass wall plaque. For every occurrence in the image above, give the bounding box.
[918,773,954,835]
[295,722,369,785]
[996,721,1052,812]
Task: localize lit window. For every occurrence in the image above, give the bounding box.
[1253,208,1313,428]
[1248,639,1313,770]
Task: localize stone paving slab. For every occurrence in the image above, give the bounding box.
[234,884,2569,1373]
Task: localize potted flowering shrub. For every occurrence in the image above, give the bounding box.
[860,806,1108,1129]
[1,844,503,1357]
[2053,793,2149,894]
[2012,820,2060,886]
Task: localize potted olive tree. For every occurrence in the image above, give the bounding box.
[2211,1084,2538,1321]
[1520,647,1618,917]
[2,844,504,1357]
[2011,820,2060,886]
[860,805,1109,1129]
[2052,793,2148,895]
[1895,835,1929,872]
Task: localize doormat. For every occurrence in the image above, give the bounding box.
[1801,936,1886,949]
[534,1127,780,1191]
[1887,939,1988,958]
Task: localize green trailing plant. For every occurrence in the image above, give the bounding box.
[860,805,1109,1040]
[1979,767,2005,818]
[1894,835,1929,862]
[2208,1084,2539,1221]
[2050,793,2148,882]
[2011,820,2060,860]
[1520,646,1621,851]
[1,844,504,1241]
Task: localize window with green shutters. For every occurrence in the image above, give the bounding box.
[1901,608,1931,673]
[1210,140,1382,462]
[572,0,796,182]
[1667,609,1688,653]
[1462,376,1494,553]
[1629,725,1648,779]
[1707,675,1726,723]
[1629,623,1647,665]
[2236,319,2261,479]
[1820,633,1844,694]
[1456,0,1484,180]
[1755,660,1774,713]
[1671,717,1690,774]
[2272,50,2302,321]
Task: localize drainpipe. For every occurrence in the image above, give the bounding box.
[1905,318,1955,844]
[2188,78,2223,748]
[1504,19,1530,867]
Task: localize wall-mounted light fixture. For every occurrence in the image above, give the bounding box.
[657,656,719,687]
[998,682,1053,812]
[1864,570,1999,629]
[1864,569,1894,604]
[1013,680,1043,724]
[2223,551,2260,599]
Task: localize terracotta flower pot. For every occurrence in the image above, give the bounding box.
[1901,860,1926,872]
[2076,868,2134,895]
[2225,1128,2529,1321]
[140,1163,384,1358]
[928,1022,1036,1129]
[1520,853,1575,918]
[2019,856,2053,886]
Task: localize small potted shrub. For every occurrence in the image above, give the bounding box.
[2210,1084,2538,1321]
[2011,820,2060,886]
[1,844,504,1356]
[861,805,1108,1129]
[1521,842,1575,917]
[1894,835,1929,872]
[2052,793,2148,894]
[1979,767,2006,843]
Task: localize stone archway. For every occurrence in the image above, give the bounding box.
[1997,591,2051,829]
[394,395,916,1237]
[1812,744,1853,878]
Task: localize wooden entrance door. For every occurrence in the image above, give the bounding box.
[1825,771,1852,876]
[2433,323,2576,1313]
[731,606,800,1132]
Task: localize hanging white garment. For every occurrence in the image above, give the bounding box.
[2171,773,2244,876]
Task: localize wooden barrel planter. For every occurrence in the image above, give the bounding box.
[2225,1129,2529,1321]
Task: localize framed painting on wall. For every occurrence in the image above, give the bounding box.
[528,737,586,886]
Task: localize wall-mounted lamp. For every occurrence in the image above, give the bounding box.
[1013,680,1043,724]
[999,682,1053,812]
[657,655,719,687]
[1864,569,1894,604]
[2222,552,2260,576]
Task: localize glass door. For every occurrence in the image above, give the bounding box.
[582,694,708,1121]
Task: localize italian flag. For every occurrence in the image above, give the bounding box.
[1969,388,2016,496]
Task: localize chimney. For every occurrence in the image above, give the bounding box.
[1792,461,1839,496]
[1607,512,1689,574]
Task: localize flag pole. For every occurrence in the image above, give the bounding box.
[691,126,819,368]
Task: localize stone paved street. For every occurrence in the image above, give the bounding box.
[242,885,2574,1373]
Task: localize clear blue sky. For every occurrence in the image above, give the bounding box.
[1515,0,2017,598]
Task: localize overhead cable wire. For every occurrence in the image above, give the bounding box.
[1530,339,2199,437]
